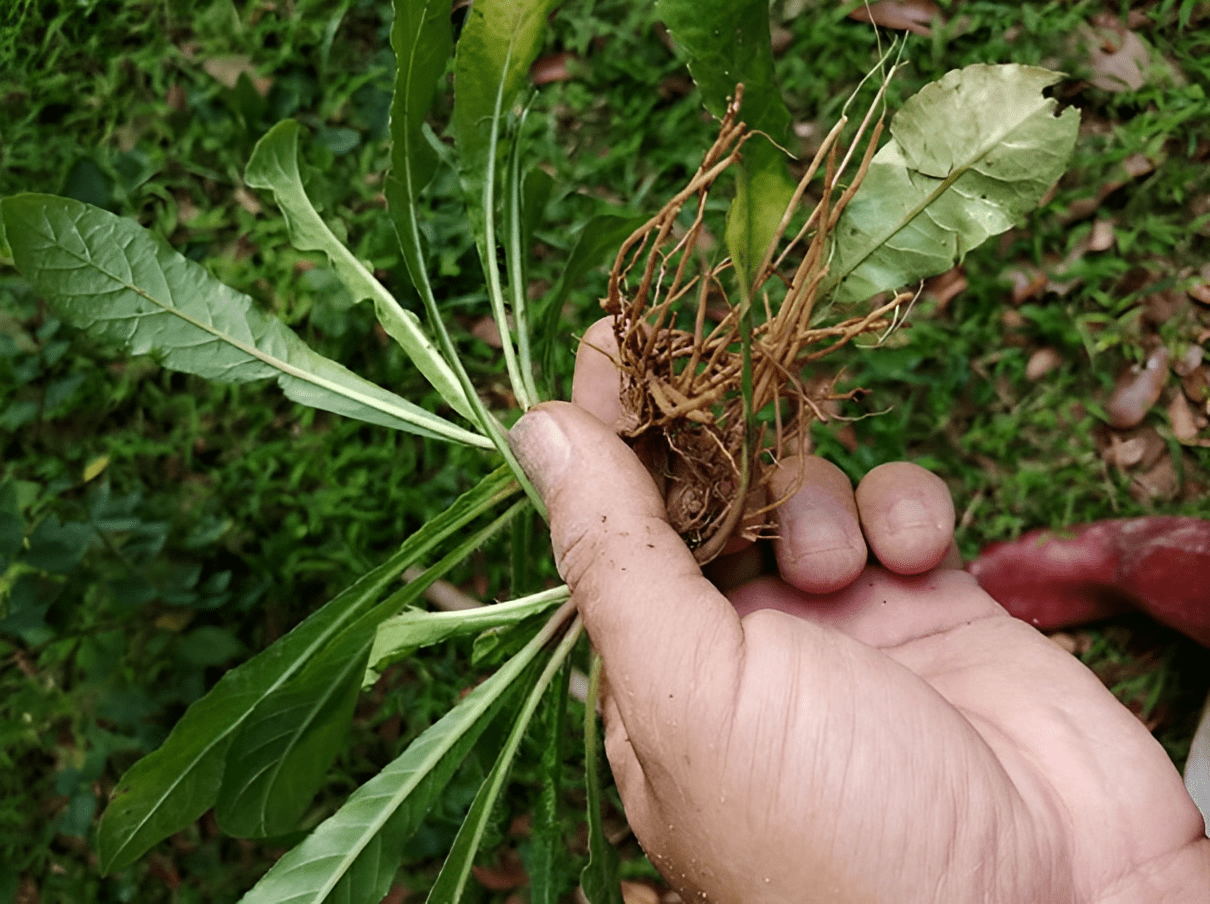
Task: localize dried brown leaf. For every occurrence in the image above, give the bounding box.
[1025,347,1063,381]
[848,0,940,35]
[1106,347,1169,429]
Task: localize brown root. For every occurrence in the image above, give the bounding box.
[600,86,906,562]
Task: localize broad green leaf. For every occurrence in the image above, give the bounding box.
[218,499,529,837]
[426,620,582,904]
[828,64,1080,307]
[579,656,623,904]
[95,467,517,871]
[215,647,366,838]
[236,605,573,904]
[245,121,475,421]
[0,194,489,448]
[451,0,560,197]
[524,658,572,904]
[655,0,795,290]
[389,0,452,203]
[366,585,568,685]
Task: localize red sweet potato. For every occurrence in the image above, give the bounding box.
[968,517,1210,648]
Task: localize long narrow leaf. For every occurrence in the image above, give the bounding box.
[827,64,1080,306]
[236,601,576,904]
[386,0,546,516]
[244,121,475,422]
[452,0,561,411]
[579,655,623,904]
[524,655,572,904]
[0,194,489,447]
[426,618,583,904]
[216,497,529,838]
[366,585,569,683]
[94,467,517,870]
[389,0,451,204]
[655,0,795,290]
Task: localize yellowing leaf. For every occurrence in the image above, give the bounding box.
[82,455,110,482]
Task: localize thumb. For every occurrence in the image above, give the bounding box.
[509,402,744,738]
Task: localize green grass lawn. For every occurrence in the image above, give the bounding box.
[2,0,1209,901]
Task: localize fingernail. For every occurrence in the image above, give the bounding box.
[508,408,572,499]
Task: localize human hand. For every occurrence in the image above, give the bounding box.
[508,320,1210,903]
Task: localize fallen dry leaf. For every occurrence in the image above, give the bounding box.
[1004,265,1048,304]
[531,51,577,86]
[471,851,527,891]
[848,0,940,35]
[470,316,503,348]
[924,266,967,308]
[1130,454,1178,502]
[1168,391,1200,442]
[1182,365,1209,404]
[1175,344,1204,376]
[1086,218,1116,252]
[1106,346,1169,429]
[202,55,272,96]
[1025,347,1063,381]
[1083,22,1150,92]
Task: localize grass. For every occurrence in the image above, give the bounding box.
[2,0,1209,901]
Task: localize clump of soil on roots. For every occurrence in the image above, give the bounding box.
[599,87,911,563]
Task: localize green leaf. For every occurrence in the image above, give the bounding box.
[0,194,489,448]
[95,467,517,871]
[389,0,452,206]
[385,0,547,516]
[525,658,572,904]
[451,0,560,193]
[367,586,568,684]
[215,649,365,838]
[451,0,561,411]
[828,64,1081,306]
[218,499,528,838]
[426,619,582,904]
[655,0,795,290]
[236,605,573,904]
[245,121,475,422]
[579,656,623,904]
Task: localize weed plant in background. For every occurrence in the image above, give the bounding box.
[2,0,1209,901]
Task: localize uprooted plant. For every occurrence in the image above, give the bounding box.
[602,84,906,562]
[0,0,1079,900]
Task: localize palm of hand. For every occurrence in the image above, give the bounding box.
[670,564,1202,903]
[510,318,1209,903]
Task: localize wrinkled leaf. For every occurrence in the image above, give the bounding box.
[828,64,1080,306]
[236,610,565,904]
[0,195,489,447]
[245,121,474,421]
[367,585,568,685]
[425,620,581,904]
[95,467,517,870]
[656,0,795,290]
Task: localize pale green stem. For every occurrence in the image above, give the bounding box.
[506,104,542,408]
[479,38,536,411]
